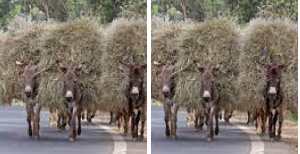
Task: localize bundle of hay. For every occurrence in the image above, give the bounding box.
[101,18,146,112]
[176,19,240,110]
[237,18,298,112]
[151,21,183,100]
[0,22,47,104]
[38,18,104,110]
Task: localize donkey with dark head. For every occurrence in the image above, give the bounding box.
[259,62,286,141]
[194,58,221,142]
[57,59,84,142]
[16,61,41,139]
[121,62,147,141]
[154,61,179,138]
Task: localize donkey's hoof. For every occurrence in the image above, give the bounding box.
[77,129,81,136]
[165,131,170,137]
[206,138,213,142]
[132,137,138,142]
[28,131,33,137]
[215,129,219,136]
[269,138,275,142]
[69,137,76,142]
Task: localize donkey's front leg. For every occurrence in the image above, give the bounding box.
[69,106,78,142]
[140,108,146,140]
[77,107,82,136]
[172,105,179,139]
[33,104,41,139]
[26,105,33,137]
[277,108,283,140]
[214,109,219,136]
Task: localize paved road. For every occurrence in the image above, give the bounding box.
[0,105,146,154]
[151,106,295,154]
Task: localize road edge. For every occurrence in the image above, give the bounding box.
[96,120,127,154]
[232,120,264,154]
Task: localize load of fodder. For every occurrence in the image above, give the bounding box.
[37,18,104,110]
[175,18,240,111]
[0,21,47,104]
[101,18,146,112]
[237,18,298,113]
[151,21,183,100]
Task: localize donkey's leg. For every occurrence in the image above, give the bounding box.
[131,112,137,140]
[277,108,283,140]
[164,105,170,137]
[268,112,274,140]
[173,106,179,139]
[199,112,205,130]
[272,111,278,141]
[26,105,33,137]
[215,110,219,136]
[77,107,82,136]
[260,109,266,134]
[33,104,41,139]
[123,110,129,134]
[140,108,146,140]
[69,107,78,142]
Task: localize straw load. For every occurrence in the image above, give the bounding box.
[151,21,183,100]
[0,18,105,110]
[0,21,47,104]
[175,19,240,111]
[100,18,147,112]
[38,18,104,110]
[237,18,298,112]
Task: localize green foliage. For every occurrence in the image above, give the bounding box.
[152,0,298,23]
[0,0,146,29]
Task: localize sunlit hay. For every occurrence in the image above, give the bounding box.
[237,18,298,112]
[100,18,147,112]
[0,22,47,104]
[151,21,184,100]
[38,18,104,109]
[176,18,240,111]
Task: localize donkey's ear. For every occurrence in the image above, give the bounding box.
[56,60,67,73]
[153,61,164,75]
[213,63,223,75]
[75,63,85,75]
[15,61,26,75]
[278,63,288,70]
[140,63,147,70]
[193,60,204,73]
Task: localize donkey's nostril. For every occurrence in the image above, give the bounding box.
[163,91,169,97]
[65,96,73,102]
[25,91,32,98]
[203,97,210,102]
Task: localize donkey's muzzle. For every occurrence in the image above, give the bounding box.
[162,91,170,98]
[65,96,73,102]
[131,93,139,100]
[203,96,210,102]
[25,91,32,98]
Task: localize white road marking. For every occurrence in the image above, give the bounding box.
[232,119,264,154]
[96,120,127,154]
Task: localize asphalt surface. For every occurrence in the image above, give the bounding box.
[151,106,296,154]
[0,105,113,154]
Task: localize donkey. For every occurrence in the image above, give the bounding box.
[194,58,221,142]
[154,61,180,138]
[259,62,286,141]
[57,60,84,142]
[16,61,41,139]
[121,62,147,141]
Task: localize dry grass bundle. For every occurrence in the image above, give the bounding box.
[237,18,298,112]
[151,21,184,99]
[100,18,147,112]
[0,22,47,104]
[175,18,240,110]
[38,18,104,109]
